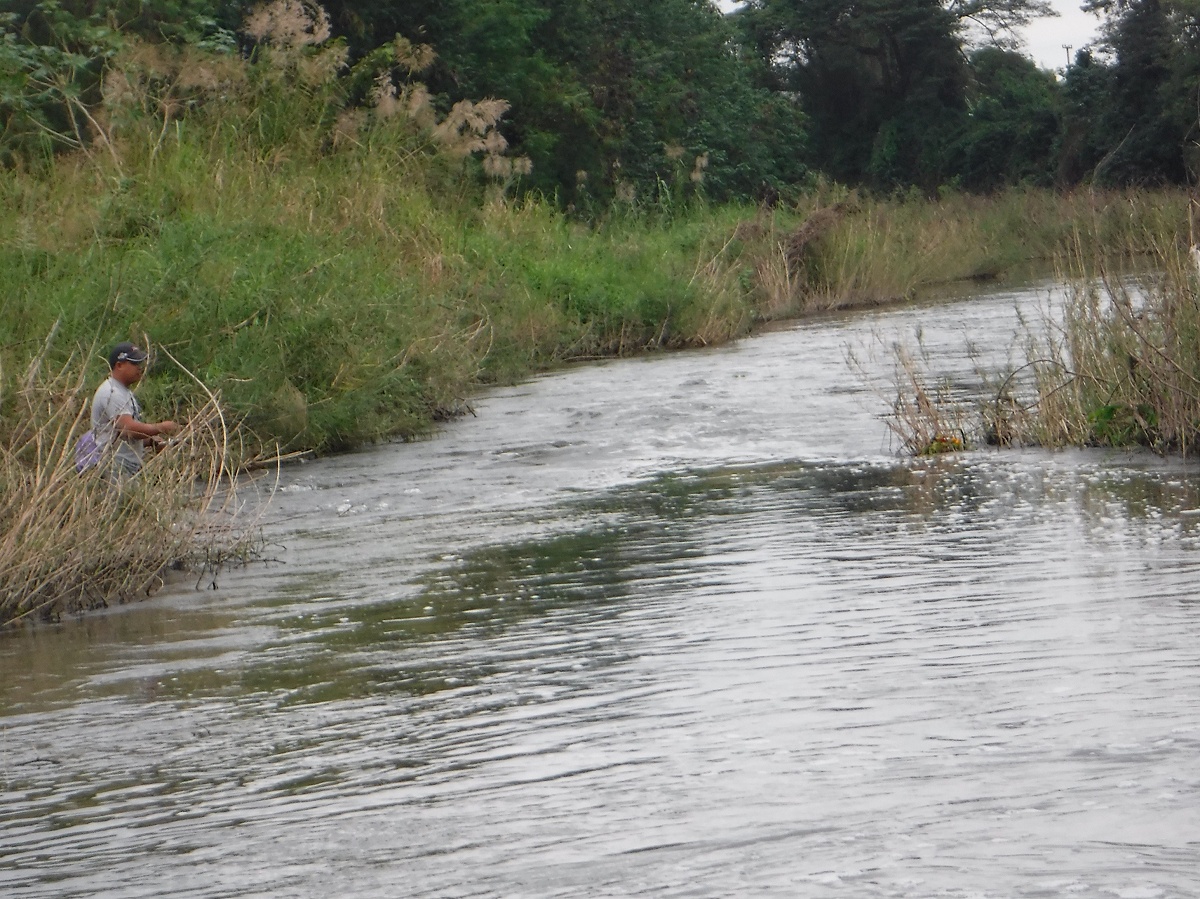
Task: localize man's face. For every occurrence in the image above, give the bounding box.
[115,359,145,385]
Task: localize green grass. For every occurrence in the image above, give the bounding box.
[0,159,748,454]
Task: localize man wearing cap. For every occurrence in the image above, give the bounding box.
[90,342,180,478]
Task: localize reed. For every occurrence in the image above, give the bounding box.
[0,342,260,626]
[983,222,1200,453]
[885,346,971,456]
[882,198,1200,457]
[784,187,1194,311]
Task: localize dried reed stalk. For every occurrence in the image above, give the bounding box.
[0,350,263,626]
[987,235,1200,452]
[885,346,969,456]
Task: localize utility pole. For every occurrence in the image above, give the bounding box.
[1063,44,1073,69]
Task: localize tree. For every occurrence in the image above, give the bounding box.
[1062,0,1198,185]
[950,46,1061,189]
[2,0,808,206]
[945,0,1056,40]
[323,0,809,207]
[533,0,807,206]
[738,0,971,189]
[736,0,1058,189]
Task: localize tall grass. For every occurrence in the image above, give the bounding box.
[0,122,773,455]
[4,2,1197,466]
[771,186,1195,312]
[883,199,1200,456]
[0,342,258,625]
[981,224,1200,453]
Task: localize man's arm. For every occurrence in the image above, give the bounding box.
[114,414,180,444]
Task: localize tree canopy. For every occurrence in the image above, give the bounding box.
[1062,0,1200,184]
[2,0,1197,203]
[313,0,809,206]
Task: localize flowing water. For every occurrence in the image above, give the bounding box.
[3,282,1200,898]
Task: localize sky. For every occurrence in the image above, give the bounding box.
[1015,0,1104,70]
[715,1,1105,72]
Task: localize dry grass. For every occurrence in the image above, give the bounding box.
[733,190,1020,320]
[744,187,1194,319]
[884,346,970,456]
[0,341,263,626]
[880,200,1200,457]
[985,230,1200,452]
[244,0,332,48]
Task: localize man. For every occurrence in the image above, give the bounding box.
[90,342,180,478]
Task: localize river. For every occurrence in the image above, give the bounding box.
[3,281,1200,898]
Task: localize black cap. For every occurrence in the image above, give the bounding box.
[108,342,148,369]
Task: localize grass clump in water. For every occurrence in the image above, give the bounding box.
[884,200,1200,457]
[985,225,1200,453]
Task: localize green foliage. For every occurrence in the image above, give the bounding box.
[739,0,964,186]
[297,0,809,208]
[741,0,972,190]
[0,37,775,456]
[0,7,115,162]
[1063,0,1199,186]
[1087,402,1160,446]
[737,0,1197,191]
[6,0,1199,198]
[531,0,807,206]
[0,0,244,164]
[951,47,1061,190]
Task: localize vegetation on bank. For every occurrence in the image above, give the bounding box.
[6,127,1193,462]
[6,177,1194,623]
[6,2,1198,201]
[2,0,1192,457]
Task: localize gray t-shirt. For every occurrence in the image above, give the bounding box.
[91,377,144,474]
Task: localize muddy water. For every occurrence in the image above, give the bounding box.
[3,283,1200,898]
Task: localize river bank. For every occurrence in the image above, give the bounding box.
[3,145,1192,461]
[3,169,1195,625]
[1,31,1193,459]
